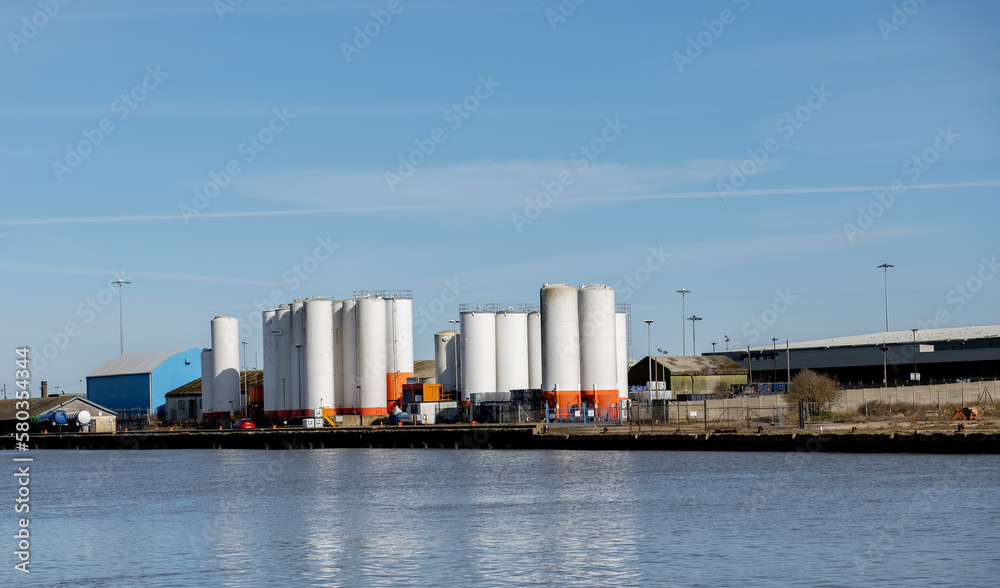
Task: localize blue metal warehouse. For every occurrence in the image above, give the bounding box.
[86,349,201,417]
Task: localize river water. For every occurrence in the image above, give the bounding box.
[6,449,999,587]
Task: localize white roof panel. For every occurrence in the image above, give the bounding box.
[749,325,1000,352]
[87,349,193,378]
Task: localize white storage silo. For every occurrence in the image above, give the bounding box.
[200,348,214,415]
[540,284,581,410]
[616,311,628,399]
[495,310,529,393]
[527,310,541,390]
[304,298,334,410]
[210,316,240,413]
[579,284,618,407]
[341,298,358,412]
[460,310,496,406]
[385,296,414,411]
[356,296,387,415]
[289,300,306,411]
[332,300,344,409]
[434,330,459,394]
[262,309,277,412]
[273,305,291,413]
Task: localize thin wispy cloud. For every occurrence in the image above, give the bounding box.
[0,261,274,286]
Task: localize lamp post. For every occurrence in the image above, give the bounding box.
[111,279,131,356]
[644,319,653,397]
[712,342,717,353]
[725,335,729,351]
[878,264,894,332]
[772,337,779,383]
[911,329,919,382]
[688,316,702,356]
[657,348,668,390]
[676,289,690,355]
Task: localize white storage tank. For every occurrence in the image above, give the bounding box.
[289,300,306,411]
[616,311,628,400]
[262,309,277,413]
[540,284,580,409]
[460,310,496,406]
[332,300,344,409]
[304,298,334,410]
[273,306,292,413]
[210,316,240,413]
[200,348,214,414]
[434,330,459,394]
[356,296,387,415]
[527,310,542,390]
[578,284,618,407]
[495,310,529,393]
[341,298,358,412]
[385,296,414,411]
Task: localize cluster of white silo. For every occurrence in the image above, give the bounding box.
[442,305,541,406]
[260,292,413,416]
[201,316,241,415]
[540,284,628,409]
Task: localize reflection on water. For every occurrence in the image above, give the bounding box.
[14,449,1000,587]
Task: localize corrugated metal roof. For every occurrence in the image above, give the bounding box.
[749,325,1000,352]
[164,371,262,397]
[650,356,748,375]
[87,349,195,378]
[0,396,117,420]
[413,360,436,380]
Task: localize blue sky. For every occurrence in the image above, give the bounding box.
[2,0,998,395]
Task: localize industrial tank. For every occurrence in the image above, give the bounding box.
[495,310,529,393]
[332,300,344,409]
[616,311,628,400]
[304,298,334,410]
[527,311,541,390]
[540,284,580,409]
[262,309,277,413]
[210,316,240,413]
[385,296,414,411]
[341,298,358,412]
[578,284,618,407]
[273,306,292,413]
[434,330,459,393]
[200,348,214,414]
[356,296,387,415]
[460,310,496,405]
[289,300,306,411]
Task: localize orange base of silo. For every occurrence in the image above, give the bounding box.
[359,406,388,416]
[583,389,620,408]
[542,390,581,409]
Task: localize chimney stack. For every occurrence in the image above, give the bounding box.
[41,381,48,398]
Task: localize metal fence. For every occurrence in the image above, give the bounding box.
[544,405,623,427]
